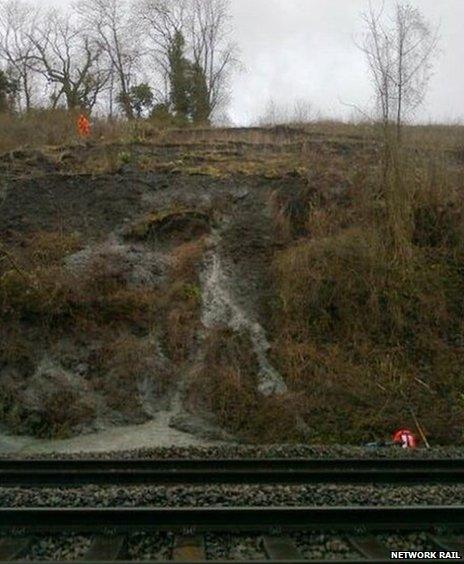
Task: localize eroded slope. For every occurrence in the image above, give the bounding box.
[1,126,463,445]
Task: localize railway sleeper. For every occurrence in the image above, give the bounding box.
[260,535,303,559]
[0,537,31,561]
[347,535,391,559]
[172,534,205,561]
[83,534,127,561]
[1,532,461,563]
[429,533,464,554]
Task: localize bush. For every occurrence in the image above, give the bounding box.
[93,333,171,420]
[0,363,96,439]
[187,329,307,442]
[0,231,163,437]
[270,148,464,444]
[0,110,77,152]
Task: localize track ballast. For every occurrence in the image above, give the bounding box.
[2,458,464,562]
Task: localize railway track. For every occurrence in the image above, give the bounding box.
[2,505,464,531]
[0,506,463,562]
[2,458,464,486]
[2,459,464,562]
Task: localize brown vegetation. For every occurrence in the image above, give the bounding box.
[0,230,165,437]
[1,116,464,444]
[187,329,303,442]
[161,238,206,363]
[269,140,464,444]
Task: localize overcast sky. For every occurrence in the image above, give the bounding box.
[41,0,464,125]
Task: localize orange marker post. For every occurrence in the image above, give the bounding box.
[77,114,91,137]
[392,428,416,449]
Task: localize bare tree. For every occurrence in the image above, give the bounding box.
[137,0,189,104]
[0,0,39,111]
[138,0,236,120]
[359,1,438,141]
[188,0,237,119]
[76,0,141,119]
[27,9,108,111]
[291,99,313,124]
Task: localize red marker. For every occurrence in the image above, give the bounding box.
[392,428,416,448]
[77,114,91,137]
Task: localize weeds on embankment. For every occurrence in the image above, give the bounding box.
[1,115,464,444]
[269,130,464,444]
[0,222,204,438]
[180,126,464,445]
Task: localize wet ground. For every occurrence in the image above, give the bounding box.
[0,137,303,446]
[0,409,224,455]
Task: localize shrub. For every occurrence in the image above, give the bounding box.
[93,332,171,420]
[0,364,96,439]
[270,147,464,444]
[187,329,306,442]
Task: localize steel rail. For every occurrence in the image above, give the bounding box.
[1,458,464,486]
[4,458,464,468]
[1,506,463,533]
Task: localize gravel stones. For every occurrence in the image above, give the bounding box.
[2,483,464,509]
[2,445,464,560]
[25,535,91,561]
[292,532,359,560]
[126,532,173,560]
[3,443,464,461]
[205,534,265,560]
[379,532,437,553]
[4,531,460,561]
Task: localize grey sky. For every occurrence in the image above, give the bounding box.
[40,0,464,125]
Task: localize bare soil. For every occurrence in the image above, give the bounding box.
[0,139,302,447]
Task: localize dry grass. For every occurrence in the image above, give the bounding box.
[0,109,462,154]
[187,329,305,442]
[0,231,163,436]
[2,110,464,443]
[0,110,76,153]
[93,331,171,419]
[0,379,96,439]
[124,208,210,242]
[269,142,464,444]
[162,238,207,362]
[0,236,159,330]
[0,110,153,154]
[0,201,209,437]
[1,110,461,184]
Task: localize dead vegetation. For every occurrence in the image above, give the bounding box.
[124,209,211,242]
[0,112,462,183]
[269,141,464,444]
[161,237,206,363]
[187,329,303,442]
[0,230,169,437]
[1,116,464,444]
[0,187,209,437]
[181,132,464,445]
[91,332,171,420]
[0,234,159,330]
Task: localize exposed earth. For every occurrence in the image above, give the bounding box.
[1,125,463,449]
[0,127,310,450]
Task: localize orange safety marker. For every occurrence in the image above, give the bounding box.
[77,114,91,137]
[392,428,416,449]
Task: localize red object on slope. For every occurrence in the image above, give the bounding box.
[77,114,91,137]
[392,428,417,448]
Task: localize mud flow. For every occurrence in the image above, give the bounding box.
[0,134,303,452]
[2,127,462,450]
